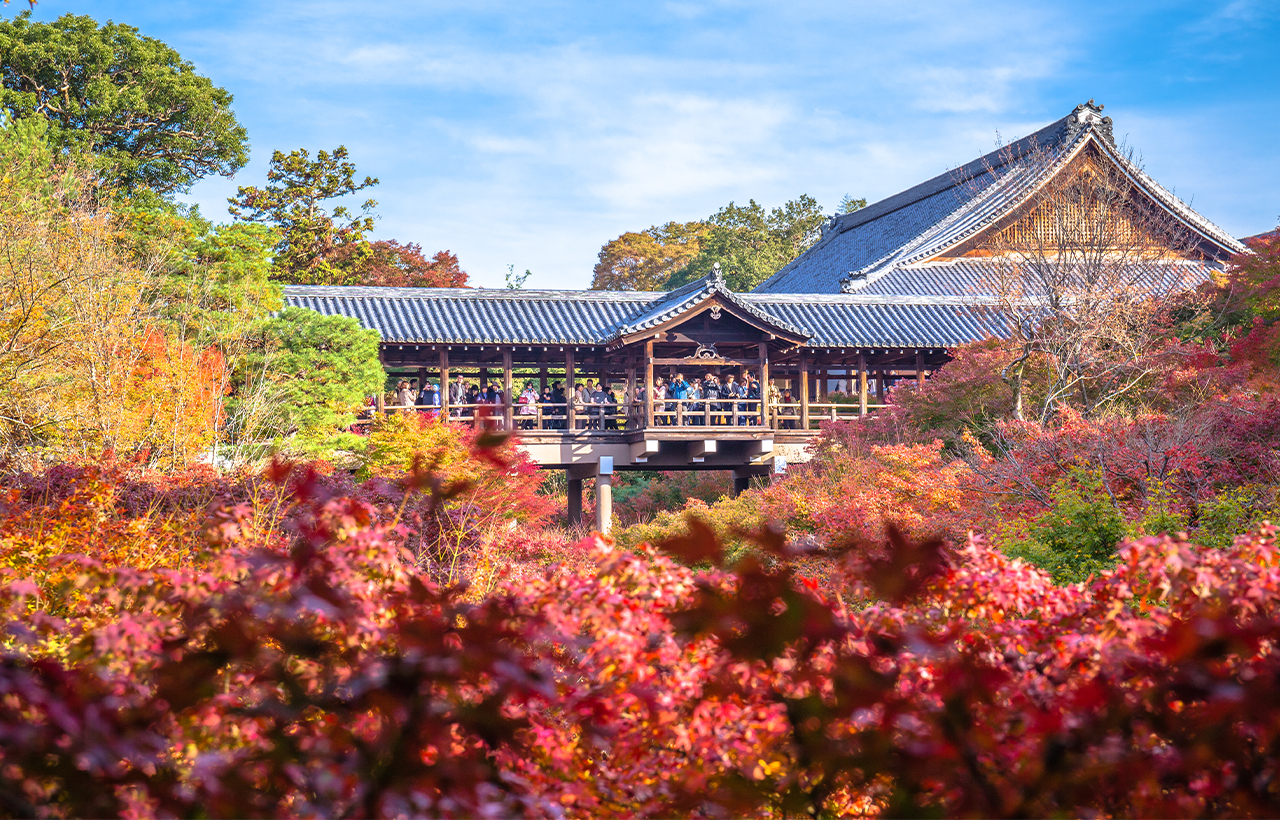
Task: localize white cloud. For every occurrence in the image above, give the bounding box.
[53,0,1262,289]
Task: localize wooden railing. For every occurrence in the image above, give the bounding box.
[365,399,887,432]
[648,397,765,427]
[771,401,891,431]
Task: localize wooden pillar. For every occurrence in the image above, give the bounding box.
[439,349,450,415]
[644,339,655,428]
[876,369,885,403]
[565,350,576,431]
[375,392,385,415]
[916,350,926,387]
[858,351,868,416]
[539,366,547,392]
[502,349,514,430]
[817,368,827,401]
[624,366,636,427]
[758,342,770,428]
[595,458,613,534]
[799,352,810,430]
[567,476,583,526]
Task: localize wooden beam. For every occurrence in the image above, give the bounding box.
[624,366,636,427]
[651,356,759,367]
[758,341,769,429]
[799,351,810,431]
[502,349,514,430]
[858,351,868,416]
[565,349,576,431]
[439,349,450,415]
[644,339,655,428]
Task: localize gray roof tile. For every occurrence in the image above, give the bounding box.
[755,105,1246,295]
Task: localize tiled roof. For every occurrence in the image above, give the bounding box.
[284,286,660,345]
[616,265,811,340]
[740,296,1008,348]
[849,258,1218,299]
[284,282,1008,350]
[755,102,1247,295]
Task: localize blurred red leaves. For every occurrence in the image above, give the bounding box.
[3,454,1280,817]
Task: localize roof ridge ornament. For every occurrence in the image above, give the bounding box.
[1064,99,1114,145]
[709,261,725,288]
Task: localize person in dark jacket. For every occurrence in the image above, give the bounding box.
[551,382,567,429]
[703,373,723,425]
[744,373,762,425]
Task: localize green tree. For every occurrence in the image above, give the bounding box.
[1002,469,1130,585]
[0,12,248,196]
[590,220,709,291]
[839,193,868,214]
[242,307,384,457]
[669,195,827,291]
[229,146,378,285]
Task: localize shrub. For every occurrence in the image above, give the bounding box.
[1003,468,1130,584]
[1195,485,1278,549]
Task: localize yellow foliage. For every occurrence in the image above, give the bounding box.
[0,128,225,468]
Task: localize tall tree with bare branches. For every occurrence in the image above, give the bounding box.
[973,140,1207,422]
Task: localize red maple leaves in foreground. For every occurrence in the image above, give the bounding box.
[2,464,1279,818]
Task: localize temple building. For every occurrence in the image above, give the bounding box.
[284,101,1246,531]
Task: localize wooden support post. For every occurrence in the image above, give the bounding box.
[594,457,614,534]
[758,342,769,428]
[539,366,547,392]
[799,352,810,430]
[916,350,926,387]
[876,369,885,403]
[375,392,385,415]
[502,349,513,431]
[817,369,827,401]
[567,476,583,526]
[565,350,576,431]
[439,349,450,416]
[858,351,868,416]
[644,339,655,428]
[624,366,636,427]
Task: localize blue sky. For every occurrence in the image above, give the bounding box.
[14,0,1280,288]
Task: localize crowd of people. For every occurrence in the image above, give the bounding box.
[375,370,791,429]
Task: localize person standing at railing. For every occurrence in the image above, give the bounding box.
[778,388,798,429]
[550,382,566,429]
[668,373,688,425]
[723,373,746,425]
[449,375,467,418]
[703,373,724,426]
[586,381,606,430]
[517,382,539,429]
[605,384,622,430]
[538,386,552,429]
[393,381,414,413]
[743,373,761,425]
[416,382,441,418]
[650,378,664,426]
[573,382,590,430]
[688,378,704,425]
